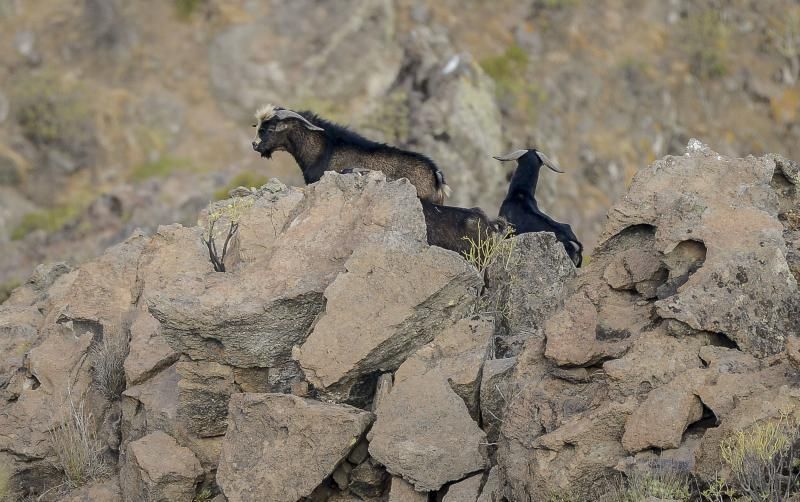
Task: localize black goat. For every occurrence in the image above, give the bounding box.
[421,201,509,256]
[251,104,450,204]
[495,149,584,267]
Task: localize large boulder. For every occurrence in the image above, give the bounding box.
[497,143,800,499]
[142,172,429,373]
[367,321,489,491]
[294,232,481,403]
[216,393,374,502]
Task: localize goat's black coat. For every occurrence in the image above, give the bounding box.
[498,150,584,267]
[422,201,508,256]
[252,106,449,203]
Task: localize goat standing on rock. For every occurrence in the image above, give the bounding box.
[495,149,584,267]
[421,201,509,256]
[251,104,451,204]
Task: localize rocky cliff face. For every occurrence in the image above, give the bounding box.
[2,0,800,299]
[0,142,798,501]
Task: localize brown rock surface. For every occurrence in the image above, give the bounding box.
[216,393,374,502]
[120,431,202,502]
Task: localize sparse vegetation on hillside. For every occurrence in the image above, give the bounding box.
[682,10,729,80]
[129,156,195,182]
[608,467,692,502]
[0,280,19,304]
[480,44,546,119]
[11,72,95,160]
[11,205,82,241]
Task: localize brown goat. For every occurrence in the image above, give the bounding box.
[252,105,450,204]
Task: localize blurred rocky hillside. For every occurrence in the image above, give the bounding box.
[1,0,799,300]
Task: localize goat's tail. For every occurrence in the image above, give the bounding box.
[434,169,452,204]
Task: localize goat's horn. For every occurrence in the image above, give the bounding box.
[535,150,564,173]
[493,149,528,161]
[274,109,325,131]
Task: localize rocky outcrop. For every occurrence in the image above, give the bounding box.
[497,143,800,499]
[1,144,798,501]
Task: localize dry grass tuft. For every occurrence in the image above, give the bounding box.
[89,332,129,401]
[0,461,12,502]
[48,389,109,488]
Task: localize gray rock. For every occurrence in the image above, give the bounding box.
[443,473,482,502]
[176,361,237,438]
[216,393,374,502]
[484,232,576,357]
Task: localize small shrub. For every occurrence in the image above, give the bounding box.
[718,414,800,501]
[203,197,254,272]
[12,72,94,157]
[193,487,214,502]
[462,222,516,274]
[682,10,729,80]
[89,332,129,401]
[10,205,82,240]
[48,390,109,488]
[213,171,269,201]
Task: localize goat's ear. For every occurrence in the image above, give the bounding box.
[493,149,528,161]
[534,150,564,173]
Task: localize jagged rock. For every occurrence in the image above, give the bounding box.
[484,232,576,357]
[143,172,428,371]
[122,362,180,440]
[387,476,427,502]
[443,473,482,502]
[368,335,488,491]
[348,440,370,465]
[176,361,237,438]
[294,235,481,402]
[208,0,401,117]
[120,430,202,502]
[348,458,388,499]
[124,310,178,386]
[604,142,799,356]
[498,144,800,498]
[216,393,374,502]
[232,367,271,393]
[480,357,516,445]
[477,466,500,502]
[622,376,704,452]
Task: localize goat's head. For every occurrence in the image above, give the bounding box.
[493,149,564,173]
[251,104,324,158]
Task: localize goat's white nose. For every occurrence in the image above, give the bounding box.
[252,141,258,150]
